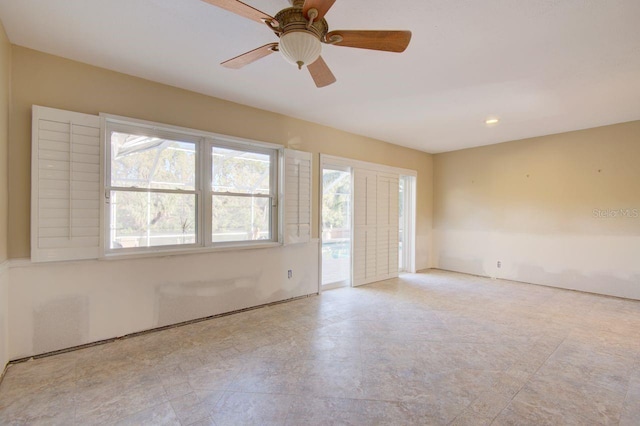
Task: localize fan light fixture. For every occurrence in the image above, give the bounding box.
[210,0,412,88]
[279,31,321,69]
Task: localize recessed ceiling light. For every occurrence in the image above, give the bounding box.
[485,118,499,125]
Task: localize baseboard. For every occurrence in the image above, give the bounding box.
[8,291,319,365]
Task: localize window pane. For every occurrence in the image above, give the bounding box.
[111,132,196,190]
[212,195,271,242]
[109,191,196,249]
[322,170,351,230]
[212,147,271,195]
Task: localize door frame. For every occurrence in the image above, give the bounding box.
[319,154,417,291]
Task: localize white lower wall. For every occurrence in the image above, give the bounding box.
[8,242,319,360]
[434,230,640,300]
[0,261,8,370]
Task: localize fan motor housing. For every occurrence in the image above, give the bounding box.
[274,6,329,41]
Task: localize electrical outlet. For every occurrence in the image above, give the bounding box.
[288,270,292,279]
[497,261,502,268]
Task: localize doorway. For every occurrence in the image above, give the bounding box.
[399,177,405,271]
[321,166,352,289]
[398,175,416,273]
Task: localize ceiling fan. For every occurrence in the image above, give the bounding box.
[201,0,412,88]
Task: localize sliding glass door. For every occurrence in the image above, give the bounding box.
[321,166,352,288]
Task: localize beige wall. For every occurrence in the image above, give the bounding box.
[0,19,10,371]
[6,45,432,359]
[434,121,640,299]
[9,46,433,268]
[0,23,9,263]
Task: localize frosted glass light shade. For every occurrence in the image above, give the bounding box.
[279,31,321,69]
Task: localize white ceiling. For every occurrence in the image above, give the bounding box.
[0,0,639,153]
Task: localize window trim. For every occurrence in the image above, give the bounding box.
[101,114,281,257]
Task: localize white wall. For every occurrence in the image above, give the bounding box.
[8,242,318,360]
[434,231,640,299]
[0,262,8,369]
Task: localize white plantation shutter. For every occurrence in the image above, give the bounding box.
[353,169,376,286]
[31,106,102,262]
[353,168,399,286]
[283,149,312,244]
[376,173,399,278]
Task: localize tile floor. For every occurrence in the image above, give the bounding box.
[0,270,639,425]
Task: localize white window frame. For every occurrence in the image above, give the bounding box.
[102,114,280,257]
[105,122,203,254]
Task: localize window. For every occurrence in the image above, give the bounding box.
[211,145,276,243]
[107,128,199,250]
[105,120,278,254]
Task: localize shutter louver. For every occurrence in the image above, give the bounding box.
[377,173,399,278]
[31,106,102,262]
[353,169,376,286]
[353,169,399,286]
[284,149,312,245]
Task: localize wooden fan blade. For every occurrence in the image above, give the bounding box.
[307,56,336,88]
[325,30,412,52]
[221,43,279,69]
[199,0,275,24]
[303,0,337,21]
